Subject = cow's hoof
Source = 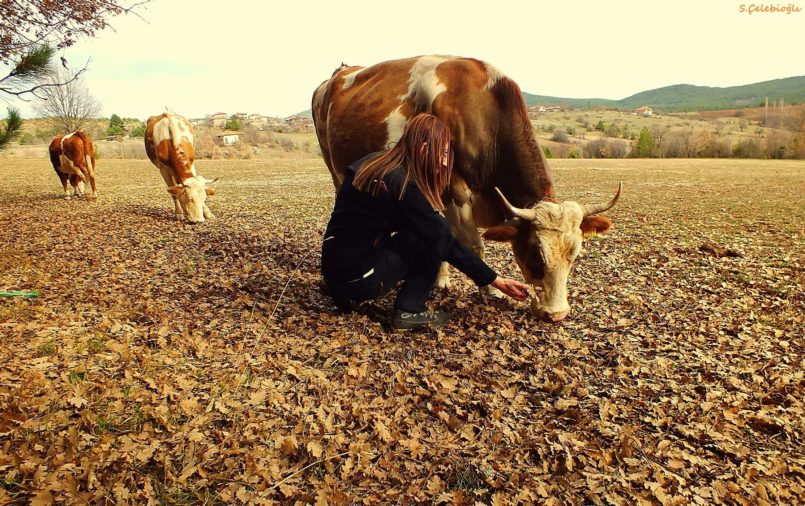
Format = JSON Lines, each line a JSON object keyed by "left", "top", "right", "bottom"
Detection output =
{"left": 480, "top": 285, "right": 505, "bottom": 298}
{"left": 64, "top": 195, "right": 72, "bottom": 200}
{"left": 435, "top": 277, "right": 451, "bottom": 290}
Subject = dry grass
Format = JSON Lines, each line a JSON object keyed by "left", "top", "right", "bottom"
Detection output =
{"left": 0, "top": 157, "right": 803, "bottom": 504}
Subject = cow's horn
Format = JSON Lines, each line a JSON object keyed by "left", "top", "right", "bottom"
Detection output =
{"left": 494, "top": 187, "right": 537, "bottom": 221}
{"left": 581, "top": 182, "right": 622, "bottom": 217}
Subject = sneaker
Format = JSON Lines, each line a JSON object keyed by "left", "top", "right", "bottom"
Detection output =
{"left": 392, "top": 309, "right": 450, "bottom": 330}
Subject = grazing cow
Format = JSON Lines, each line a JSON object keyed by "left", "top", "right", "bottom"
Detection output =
{"left": 144, "top": 112, "right": 217, "bottom": 223}
{"left": 312, "top": 55, "right": 621, "bottom": 322}
{"left": 48, "top": 131, "right": 97, "bottom": 199}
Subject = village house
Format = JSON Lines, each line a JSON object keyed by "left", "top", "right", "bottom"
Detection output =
{"left": 286, "top": 115, "right": 315, "bottom": 133}
{"left": 635, "top": 106, "right": 654, "bottom": 117}
{"left": 215, "top": 130, "right": 243, "bottom": 146}
{"left": 208, "top": 112, "right": 228, "bottom": 128}
{"left": 248, "top": 114, "right": 267, "bottom": 129}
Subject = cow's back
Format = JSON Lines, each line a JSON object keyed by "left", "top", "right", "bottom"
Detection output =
{"left": 145, "top": 113, "right": 196, "bottom": 181}
{"left": 312, "top": 55, "right": 543, "bottom": 198}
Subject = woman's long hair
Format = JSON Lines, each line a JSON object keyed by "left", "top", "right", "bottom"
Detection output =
{"left": 353, "top": 113, "right": 454, "bottom": 211}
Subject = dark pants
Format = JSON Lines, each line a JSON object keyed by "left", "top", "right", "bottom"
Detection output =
{"left": 323, "top": 230, "right": 441, "bottom": 313}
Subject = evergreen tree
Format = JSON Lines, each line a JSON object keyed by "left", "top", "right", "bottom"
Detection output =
{"left": 0, "top": 108, "right": 22, "bottom": 149}
{"left": 107, "top": 113, "right": 126, "bottom": 136}
{"left": 631, "top": 127, "right": 655, "bottom": 157}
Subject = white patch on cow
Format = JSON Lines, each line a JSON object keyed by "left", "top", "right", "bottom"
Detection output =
{"left": 482, "top": 62, "right": 506, "bottom": 91}
{"left": 60, "top": 131, "right": 76, "bottom": 152}
{"left": 384, "top": 107, "right": 408, "bottom": 147}
{"left": 381, "top": 56, "right": 451, "bottom": 147}
{"left": 404, "top": 56, "right": 448, "bottom": 110}
{"left": 341, "top": 68, "right": 364, "bottom": 89}
{"left": 58, "top": 154, "right": 79, "bottom": 175}
{"left": 152, "top": 114, "right": 194, "bottom": 149}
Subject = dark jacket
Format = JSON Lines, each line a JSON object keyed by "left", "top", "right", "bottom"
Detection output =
{"left": 321, "top": 153, "right": 497, "bottom": 286}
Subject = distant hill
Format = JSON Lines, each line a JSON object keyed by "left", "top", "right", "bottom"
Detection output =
{"left": 292, "top": 76, "right": 805, "bottom": 116}
{"left": 286, "top": 110, "right": 313, "bottom": 120}
{"left": 523, "top": 76, "right": 805, "bottom": 112}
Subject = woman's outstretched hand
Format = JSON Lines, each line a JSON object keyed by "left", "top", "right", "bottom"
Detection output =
{"left": 490, "top": 277, "right": 530, "bottom": 301}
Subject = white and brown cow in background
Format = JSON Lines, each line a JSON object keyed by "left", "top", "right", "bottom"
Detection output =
{"left": 312, "top": 55, "right": 621, "bottom": 322}
{"left": 144, "top": 112, "right": 217, "bottom": 223}
{"left": 48, "top": 131, "right": 97, "bottom": 199}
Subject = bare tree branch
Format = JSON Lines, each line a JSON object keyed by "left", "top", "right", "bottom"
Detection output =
{"left": 1, "top": 1, "right": 150, "bottom": 65}
{"left": 0, "top": 59, "right": 89, "bottom": 101}
{"left": 34, "top": 67, "right": 102, "bottom": 132}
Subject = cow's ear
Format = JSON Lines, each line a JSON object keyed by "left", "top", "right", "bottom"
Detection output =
{"left": 483, "top": 225, "right": 518, "bottom": 242}
{"left": 166, "top": 185, "right": 185, "bottom": 195}
{"left": 205, "top": 187, "right": 216, "bottom": 196}
{"left": 580, "top": 215, "right": 613, "bottom": 237}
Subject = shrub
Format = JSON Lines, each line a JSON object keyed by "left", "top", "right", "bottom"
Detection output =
{"left": 765, "top": 131, "right": 789, "bottom": 159}
{"left": 542, "top": 146, "right": 553, "bottom": 158}
{"left": 18, "top": 133, "right": 36, "bottom": 145}
{"left": 583, "top": 138, "right": 626, "bottom": 158}
{"left": 551, "top": 129, "right": 570, "bottom": 143}
{"left": 733, "top": 138, "right": 763, "bottom": 158}
{"left": 605, "top": 123, "right": 621, "bottom": 138}
{"left": 129, "top": 123, "right": 146, "bottom": 138}
{"left": 607, "top": 141, "right": 628, "bottom": 158}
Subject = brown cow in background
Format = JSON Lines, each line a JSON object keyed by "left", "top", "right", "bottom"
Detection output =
{"left": 144, "top": 112, "right": 217, "bottom": 223}
{"left": 48, "top": 131, "right": 97, "bottom": 199}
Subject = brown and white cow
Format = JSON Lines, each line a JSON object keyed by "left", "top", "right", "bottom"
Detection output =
{"left": 312, "top": 55, "right": 621, "bottom": 322}
{"left": 144, "top": 112, "right": 217, "bottom": 223}
{"left": 48, "top": 131, "right": 97, "bottom": 199}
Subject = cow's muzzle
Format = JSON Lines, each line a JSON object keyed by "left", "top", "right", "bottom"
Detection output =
{"left": 537, "top": 308, "right": 569, "bottom": 323}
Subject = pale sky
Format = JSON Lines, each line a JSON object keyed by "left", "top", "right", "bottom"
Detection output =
{"left": 5, "top": 0, "right": 805, "bottom": 120}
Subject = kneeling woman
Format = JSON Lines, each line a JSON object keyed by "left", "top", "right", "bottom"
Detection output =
{"left": 321, "top": 114, "right": 528, "bottom": 330}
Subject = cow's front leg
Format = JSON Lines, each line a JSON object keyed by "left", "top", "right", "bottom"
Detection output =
{"left": 444, "top": 198, "right": 503, "bottom": 298}
{"left": 172, "top": 196, "right": 184, "bottom": 220}
{"left": 435, "top": 262, "right": 451, "bottom": 290}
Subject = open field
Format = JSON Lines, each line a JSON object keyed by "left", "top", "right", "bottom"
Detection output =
{"left": 1, "top": 157, "right": 803, "bottom": 504}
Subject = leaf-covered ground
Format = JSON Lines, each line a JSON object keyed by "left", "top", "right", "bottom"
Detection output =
{"left": 1, "top": 157, "right": 803, "bottom": 505}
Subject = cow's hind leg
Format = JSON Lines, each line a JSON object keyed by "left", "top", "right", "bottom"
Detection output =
{"left": 84, "top": 153, "right": 97, "bottom": 199}
{"left": 58, "top": 171, "right": 72, "bottom": 199}
{"left": 70, "top": 175, "right": 84, "bottom": 198}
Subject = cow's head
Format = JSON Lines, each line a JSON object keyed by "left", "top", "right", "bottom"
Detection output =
{"left": 483, "top": 184, "right": 622, "bottom": 323}
{"left": 167, "top": 176, "right": 218, "bottom": 223}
